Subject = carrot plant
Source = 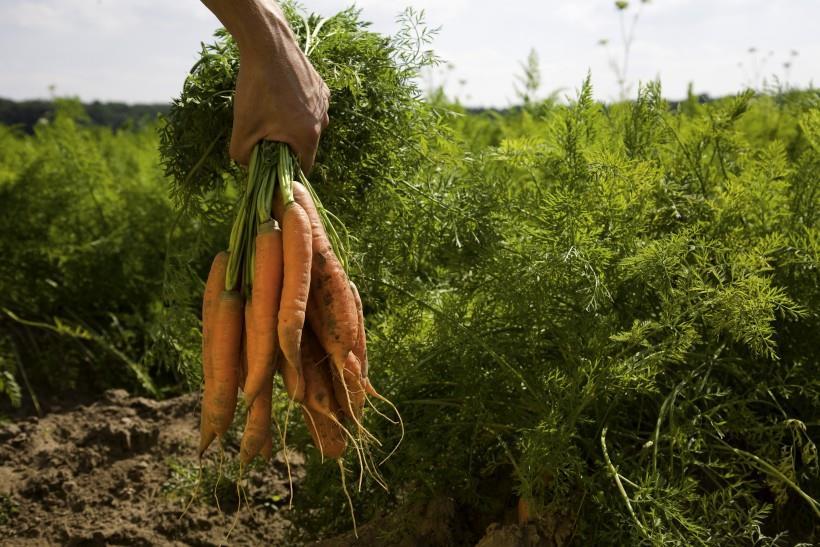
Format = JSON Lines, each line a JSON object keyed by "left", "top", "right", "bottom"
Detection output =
{"left": 297, "top": 82, "right": 820, "bottom": 544}
{"left": 0, "top": 103, "right": 220, "bottom": 403}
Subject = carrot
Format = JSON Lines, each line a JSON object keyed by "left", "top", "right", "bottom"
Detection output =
{"left": 199, "top": 251, "right": 228, "bottom": 456}
{"left": 202, "top": 252, "right": 229, "bottom": 373}
{"left": 244, "top": 220, "right": 283, "bottom": 406}
{"left": 300, "top": 328, "right": 347, "bottom": 459}
{"left": 302, "top": 407, "right": 347, "bottom": 460}
{"left": 331, "top": 350, "right": 366, "bottom": 421}
{"left": 239, "top": 363, "right": 273, "bottom": 465}
{"left": 260, "top": 434, "right": 273, "bottom": 462}
{"left": 301, "top": 338, "right": 346, "bottom": 450}
{"left": 202, "top": 290, "right": 243, "bottom": 443}
{"left": 349, "top": 281, "right": 368, "bottom": 379}
{"left": 285, "top": 182, "right": 365, "bottom": 420}
{"left": 305, "top": 289, "right": 364, "bottom": 421}
{"left": 239, "top": 322, "right": 248, "bottom": 391}
{"left": 239, "top": 294, "right": 255, "bottom": 392}
{"left": 276, "top": 200, "right": 311, "bottom": 401}
{"left": 301, "top": 329, "right": 340, "bottom": 417}
{"left": 518, "top": 497, "right": 532, "bottom": 525}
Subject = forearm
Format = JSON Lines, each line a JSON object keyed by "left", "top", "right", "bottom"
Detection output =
{"left": 200, "top": 0, "right": 291, "bottom": 54}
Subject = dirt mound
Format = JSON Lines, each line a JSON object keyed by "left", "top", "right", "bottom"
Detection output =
{"left": 0, "top": 389, "right": 300, "bottom": 546}
{"left": 0, "top": 389, "right": 558, "bottom": 546}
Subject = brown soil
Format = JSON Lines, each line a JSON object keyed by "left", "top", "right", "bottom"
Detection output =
{"left": 0, "top": 389, "right": 567, "bottom": 546}
{"left": 0, "top": 389, "right": 300, "bottom": 546}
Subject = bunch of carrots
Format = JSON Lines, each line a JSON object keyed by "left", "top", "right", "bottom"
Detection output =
{"left": 198, "top": 142, "right": 384, "bottom": 468}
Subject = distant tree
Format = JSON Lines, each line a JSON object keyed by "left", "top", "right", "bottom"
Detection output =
{"left": 0, "top": 98, "right": 169, "bottom": 132}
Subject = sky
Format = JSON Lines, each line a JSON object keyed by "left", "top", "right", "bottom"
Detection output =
{"left": 0, "top": 0, "right": 816, "bottom": 107}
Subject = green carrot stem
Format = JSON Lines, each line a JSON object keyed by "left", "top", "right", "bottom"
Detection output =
{"left": 278, "top": 144, "right": 295, "bottom": 206}
{"left": 226, "top": 198, "right": 247, "bottom": 291}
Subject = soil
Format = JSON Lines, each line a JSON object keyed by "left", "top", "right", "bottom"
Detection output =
{"left": 0, "top": 389, "right": 564, "bottom": 546}
{"left": 0, "top": 389, "right": 299, "bottom": 546}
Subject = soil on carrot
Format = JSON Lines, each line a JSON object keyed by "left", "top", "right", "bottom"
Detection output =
{"left": 0, "top": 389, "right": 300, "bottom": 546}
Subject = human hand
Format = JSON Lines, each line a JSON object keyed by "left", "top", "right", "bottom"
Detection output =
{"left": 203, "top": 0, "right": 329, "bottom": 173}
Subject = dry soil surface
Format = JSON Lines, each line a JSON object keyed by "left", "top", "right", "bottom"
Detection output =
{"left": 0, "top": 389, "right": 561, "bottom": 546}
{"left": 0, "top": 389, "right": 299, "bottom": 546}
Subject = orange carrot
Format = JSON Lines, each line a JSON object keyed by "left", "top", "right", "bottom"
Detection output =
{"left": 239, "top": 363, "right": 273, "bottom": 465}
{"left": 279, "top": 348, "right": 304, "bottom": 402}
{"left": 349, "top": 281, "right": 368, "bottom": 380}
{"left": 202, "top": 290, "right": 243, "bottom": 444}
{"left": 331, "top": 350, "right": 366, "bottom": 421}
{"left": 518, "top": 497, "right": 532, "bottom": 525}
{"left": 305, "top": 288, "right": 364, "bottom": 421}
{"left": 202, "top": 252, "right": 229, "bottom": 373}
{"left": 301, "top": 329, "right": 336, "bottom": 415}
{"left": 299, "top": 328, "right": 346, "bottom": 458}
{"left": 302, "top": 407, "right": 347, "bottom": 460}
{"left": 260, "top": 434, "right": 273, "bottom": 462}
{"left": 244, "top": 220, "right": 283, "bottom": 406}
{"left": 287, "top": 182, "right": 365, "bottom": 420}
{"left": 240, "top": 298, "right": 252, "bottom": 391}
{"left": 199, "top": 251, "right": 228, "bottom": 456}
{"left": 276, "top": 200, "right": 312, "bottom": 402}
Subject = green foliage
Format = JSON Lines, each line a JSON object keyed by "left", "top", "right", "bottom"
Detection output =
{"left": 296, "top": 81, "right": 820, "bottom": 544}
{"left": 0, "top": 101, "right": 221, "bottom": 402}
{"left": 514, "top": 49, "right": 542, "bottom": 106}
{"left": 0, "top": 494, "right": 18, "bottom": 526}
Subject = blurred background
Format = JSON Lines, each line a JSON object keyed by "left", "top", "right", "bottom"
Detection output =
{"left": 1, "top": 0, "right": 816, "bottom": 107}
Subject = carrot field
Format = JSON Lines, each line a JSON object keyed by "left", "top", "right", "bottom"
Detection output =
{"left": 0, "top": 4, "right": 818, "bottom": 546}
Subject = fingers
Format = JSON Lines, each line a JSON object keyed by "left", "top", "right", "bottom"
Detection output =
{"left": 230, "top": 117, "right": 323, "bottom": 171}
{"left": 294, "top": 87, "right": 330, "bottom": 174}
{"left": 228, "top": 112, "right": 252, "bottom": 167}
{"left": 228, "top": 68, "right": 264, "bottom": 166}
{"left": 230, "top": 108, "right": 327, "bottom": 173}
{"left": 229, "top": 132, "right": 253, "bottom": 167}
{"left": 230, "top": 70, "right": 330, "bottom": 171}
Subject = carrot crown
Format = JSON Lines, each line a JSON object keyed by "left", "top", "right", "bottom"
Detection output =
{"left": 225, "top": 141, "right": 347, "bottom": 294}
